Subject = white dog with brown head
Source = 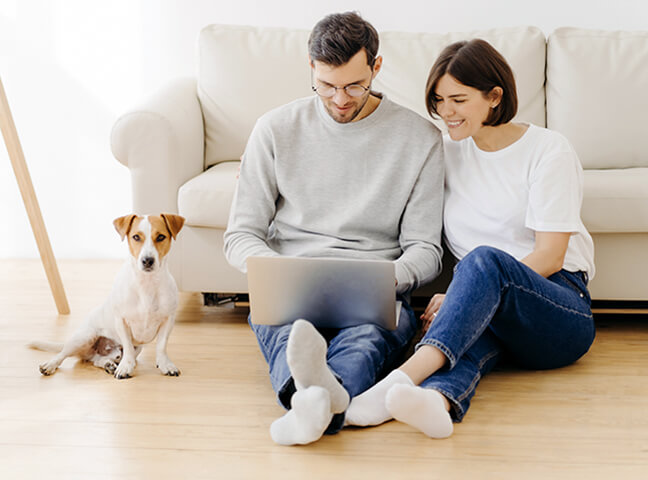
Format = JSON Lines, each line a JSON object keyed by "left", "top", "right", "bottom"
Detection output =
{"left": 31, "top": 213, "right": 185, "bottom": 379}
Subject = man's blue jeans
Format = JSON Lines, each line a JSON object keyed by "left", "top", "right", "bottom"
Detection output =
{"left": 250, "top": 296, "right": 418, "bottom": 434}
{"left": 418, "top": 246, "right": 595, "bottom": 421}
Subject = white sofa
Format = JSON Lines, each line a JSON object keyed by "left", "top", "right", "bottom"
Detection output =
{"left": 111, "top": 25, "right": 648, "bottom": 302}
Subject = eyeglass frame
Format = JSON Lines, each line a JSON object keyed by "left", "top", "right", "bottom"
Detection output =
{"left": 310, "top": 70, "right": 373, "bottom": 98}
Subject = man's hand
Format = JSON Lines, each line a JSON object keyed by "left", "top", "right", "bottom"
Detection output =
{"left": 420, "top": 293, "right": 445, "bottom": 332}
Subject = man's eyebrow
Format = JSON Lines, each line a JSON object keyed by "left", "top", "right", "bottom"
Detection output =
{"left": 316, "top": 78, "right": 368, "bottom": 87}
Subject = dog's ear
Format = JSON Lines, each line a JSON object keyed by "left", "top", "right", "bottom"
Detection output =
{"left": 161, "top": 213, "right": 185, "bottom": 240}
{"left": 113, "top": 214, "right": 138, "bottom": 241}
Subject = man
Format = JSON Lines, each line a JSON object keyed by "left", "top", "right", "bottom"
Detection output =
{"left": 224, "top": 11, "right": 444, "bottom": 446}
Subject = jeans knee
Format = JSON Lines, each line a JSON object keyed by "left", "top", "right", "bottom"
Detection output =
{"left": 459, "top": 246, "right": 509, "bottom": 274}
{"left": 340, "top": 323, "right": 384, "bottom": 346}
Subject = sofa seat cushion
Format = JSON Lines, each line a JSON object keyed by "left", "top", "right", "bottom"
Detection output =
{"left": 178, "top": 161, "right": 239, "bottom": 228}
{"left": 582, "top": 168, "right": 648, "bottom": 233}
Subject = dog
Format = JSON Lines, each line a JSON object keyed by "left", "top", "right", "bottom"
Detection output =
{"left": 30, "top": 213, "right": 185, "bottom": 379}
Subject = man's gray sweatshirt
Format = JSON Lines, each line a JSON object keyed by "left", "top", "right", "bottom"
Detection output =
{"left": 224, "top": 95, "right": 444, "bottom": 294}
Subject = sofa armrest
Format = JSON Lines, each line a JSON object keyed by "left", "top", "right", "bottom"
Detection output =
{"left": 111, "top": 77, "right": 204, "bottom": 214}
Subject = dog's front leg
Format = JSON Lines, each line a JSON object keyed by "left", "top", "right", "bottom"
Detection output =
{"left": 155, "top": 315, "right": 180, "bottom": 376}
{"left": 113, "top": 317, "right": 137, "bottom": 379}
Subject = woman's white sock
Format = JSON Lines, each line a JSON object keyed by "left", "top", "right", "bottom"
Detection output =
{"left": 286, "top": 319, "right": 350, "bottom": 414}
{"left": 345, "top": 369, "right": 414, "bottom": 427}
{"left": 386, "top": 384, "right": 453, "bottom": 438}
{"left": 270, "top": 386, "right": 333, "bottom": 446}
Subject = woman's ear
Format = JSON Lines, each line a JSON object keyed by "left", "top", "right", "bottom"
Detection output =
{"left": 489, "top": 86, "right": 504, "bottom": 108}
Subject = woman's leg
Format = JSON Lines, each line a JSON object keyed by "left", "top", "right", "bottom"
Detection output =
{"left": 347, "top": 246, "right": 594, "bottom": 429}
{"left": 387, "top": 328, "right": 501, "bottom": 436}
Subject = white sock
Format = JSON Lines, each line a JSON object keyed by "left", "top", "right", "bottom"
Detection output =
{"left": 345, "top": 369, "right": 414, "bottom": 427}
{"left": 287, "top": 319, "right": 350, "bottom": 414}
{"left": 386, "top": 384, "right": 453, "bottom": 438}
{"left": 270, "top": 386, "right": 333, "bottom": 446}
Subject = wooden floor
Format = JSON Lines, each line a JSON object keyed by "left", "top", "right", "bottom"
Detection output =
{"left": 2, "top": 259, "right": 648, "bottom": 479}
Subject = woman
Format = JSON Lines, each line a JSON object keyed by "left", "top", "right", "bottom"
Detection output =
{"left": 345, "top": 39, "right": 595, "bottom": 438}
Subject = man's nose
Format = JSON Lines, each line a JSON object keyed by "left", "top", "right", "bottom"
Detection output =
{"left": 332, "top": 88, "right": 351, "bottom": 104}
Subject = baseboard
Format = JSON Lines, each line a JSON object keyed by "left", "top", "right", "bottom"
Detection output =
{"left": 201, "top": 294, "right": 648, "bottom": 314}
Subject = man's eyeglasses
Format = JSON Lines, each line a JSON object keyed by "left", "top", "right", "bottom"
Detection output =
{"left": 311, "top": 70, "right": 372, "bottom": 98}
{"left": 311, "top": 83, "right": 371, "bottom": 98}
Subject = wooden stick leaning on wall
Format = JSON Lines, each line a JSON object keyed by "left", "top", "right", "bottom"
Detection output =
{"left": 0, "top": 77, "right": 70, "bottom": 315}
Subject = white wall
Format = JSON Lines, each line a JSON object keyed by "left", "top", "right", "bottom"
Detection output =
{"left": 1, "top": 0, "right": 646, "bottom": 259}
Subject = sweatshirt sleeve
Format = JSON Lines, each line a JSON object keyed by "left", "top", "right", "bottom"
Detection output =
{"left": 223, "top": 118, "right": 281, "bottom": 273}
{"left": 394, "top": 134, "right": 445, "bottom": 293}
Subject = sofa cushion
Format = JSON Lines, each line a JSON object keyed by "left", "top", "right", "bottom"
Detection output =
{"left": 198, "top": 25, "right": 547, "bottom": 168}
{"left": 547, "top": 28, "right": 648, "bottom": 169}
{"left": 582, "top": 168, "right": 648, "bottom": 233}
{"left": 375, "top": 27, "right": 546, "bottom": 130}
{"left": 198, "top": 25, "right": 311, "bottom": 170}
{"left": 178, "top": 161, "right": 239, "bottom": 228}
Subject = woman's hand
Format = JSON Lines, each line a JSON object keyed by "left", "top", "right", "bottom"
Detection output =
{"left": 420, "top": 293, "right": 445, "bottom": 332}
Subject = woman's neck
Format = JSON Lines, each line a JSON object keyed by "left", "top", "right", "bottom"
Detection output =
{"left": 472, "top": 122, "right": 529, "bottom": 152}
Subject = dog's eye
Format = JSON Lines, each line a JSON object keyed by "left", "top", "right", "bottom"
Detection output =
{"left": 156, "top": 234, "right": 166, "bottom": 242}
{"left": 132, "top": 234, "right": 141, "bottom": 241}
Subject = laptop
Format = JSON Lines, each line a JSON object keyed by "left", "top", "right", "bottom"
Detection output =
{"left": 246, "top": 256, "right": 400, "bottom": 330}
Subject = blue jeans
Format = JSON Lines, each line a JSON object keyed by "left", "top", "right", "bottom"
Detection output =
{"left": 250, "top": 296, "right": 418, "bottom": 434}
{"left": 418, "top": 246, "right": 595, "bottom": 422}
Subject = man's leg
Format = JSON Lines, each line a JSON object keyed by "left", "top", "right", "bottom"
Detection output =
{"left": 270, "top": 319, "right": 351, "bottom": 445}
{"left": 250, "top": 298, "right": 418, "bottom": 443}
{"left": 327, "top": 298, "right": 418, "bottom": 432}
{"left": 248, "top": 316, "right": 295, "bottom": 406}
{"left": 251, "top": 316, "right": 351, "bottom": 445}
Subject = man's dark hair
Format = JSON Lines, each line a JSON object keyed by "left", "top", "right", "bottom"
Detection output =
{"left": 308, "top": 12, "right": 379, "bottom": 68}
{"left": 425, "top": 39, "right": 518, "bottom": 126}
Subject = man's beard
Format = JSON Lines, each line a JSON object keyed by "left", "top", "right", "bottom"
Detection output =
{"left": 323, "top": 94, "right": 370, "bottom": 123}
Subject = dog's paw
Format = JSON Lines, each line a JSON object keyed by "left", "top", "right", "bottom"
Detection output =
{"left": 39, "top": 361, "right": 58, "bottom": 376}
{"left": 114, "top": 358, "right": 135, "bottom": 379}
{"left": 114, "top": 368, "right": 132, "bottom": 379}
{"left": 104, "top": 361, "right": 117, "bottom": 375}
{"left": 157, "top": 358, "right": 180, "bottom": 376}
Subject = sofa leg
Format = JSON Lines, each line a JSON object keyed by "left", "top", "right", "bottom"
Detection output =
{"left": 202, "top": 293, "right": 249, "bottom": 307}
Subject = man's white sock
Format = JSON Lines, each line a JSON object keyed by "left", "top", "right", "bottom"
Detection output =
{"left": 287, "top": 319, "right": 350, "bottom": 414}
{"left": 386, "top": 384, "right": 453, "bottom": 438}
{"left": 270, "top": 386, "right": 333, "bottom": 446}
{"left": 345, "top": 369, "right": 414, "bottom": 427}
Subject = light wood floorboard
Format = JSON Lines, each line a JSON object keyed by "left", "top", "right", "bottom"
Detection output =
{"left": 2, "top": 259, "right": 648, "bottom": 479}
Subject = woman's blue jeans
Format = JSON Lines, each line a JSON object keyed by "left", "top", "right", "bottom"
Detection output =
{"left": 418, "top": 246, "right": 595, "bottom": 421}
{"left": 250, "top": 296, "right": 418, "bottom": 434}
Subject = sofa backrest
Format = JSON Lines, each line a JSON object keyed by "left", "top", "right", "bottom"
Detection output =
{"left": 547, "top": 28, "right": 648, "bottom": 170}
{"left": 198, "top": 24, "right": 546, "bottom": 169}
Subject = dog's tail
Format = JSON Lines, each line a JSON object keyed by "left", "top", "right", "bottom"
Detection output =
{"left": 28, "top": 340, "right": 63, "bottom": 352}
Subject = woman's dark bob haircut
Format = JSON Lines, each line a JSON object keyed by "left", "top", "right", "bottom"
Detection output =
{"left": 425, "top": 39, "right": 518, "bottom": 126}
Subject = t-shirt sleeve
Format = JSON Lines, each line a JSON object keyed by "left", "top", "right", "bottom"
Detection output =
{"left": 525, "top": 143, "right": 584, "bottom": 233}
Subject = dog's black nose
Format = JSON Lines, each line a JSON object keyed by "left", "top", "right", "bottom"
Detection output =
{"left": 141, "top": 257, "right": 155, "bottom": 269}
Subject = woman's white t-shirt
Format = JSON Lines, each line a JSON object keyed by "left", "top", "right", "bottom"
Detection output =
{"left": 443, "top": 123, "right": 595, "bottom": 279}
